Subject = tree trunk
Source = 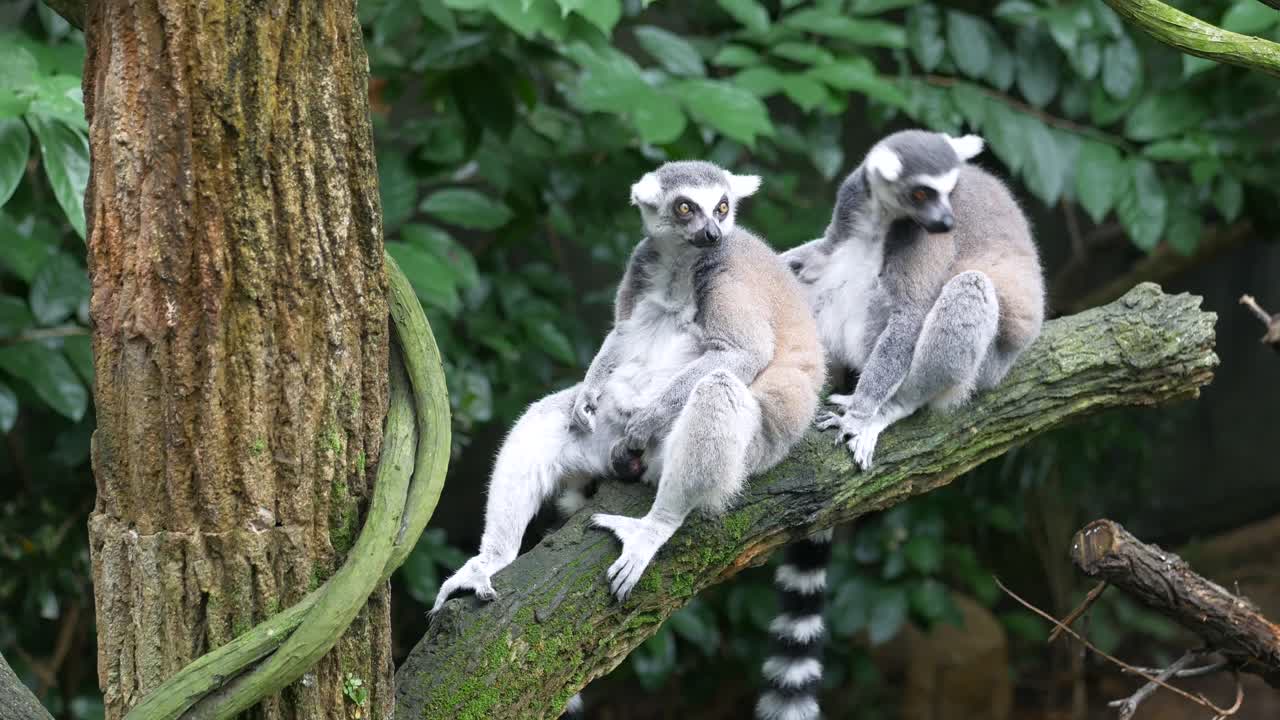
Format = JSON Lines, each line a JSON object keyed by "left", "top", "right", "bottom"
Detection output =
{"left": 396, "top": 284, "right": 1217, "bottom": 720}
{"left": 82, "top": 2, "right": 389, "bottom": 719}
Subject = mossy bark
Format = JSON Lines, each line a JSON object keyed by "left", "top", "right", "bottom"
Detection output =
{"left": 81, "top": 2, "right": 390, "bottom": 719}
{"left": 396, "top": 284, "right": 1217, "bottom": 720}
{"left": 1104, "top": 0, "right": 1280, "bottom": 77}
{"left": 0, "top": 651, "right": 53, "bottom": 720}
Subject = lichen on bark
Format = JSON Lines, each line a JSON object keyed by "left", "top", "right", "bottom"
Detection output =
{"left": 82, "top": 1, "right": 391, "bottom": 718}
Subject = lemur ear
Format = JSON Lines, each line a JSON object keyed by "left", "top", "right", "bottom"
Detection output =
{"left": 865, "top": 146, "right": 902, "bottom": 182}
{"left": 630, "top": 172, "right": 662, "bottom": 206}
{"left": 727, "top": 173, "right": 761, "bottom": 198}
{"left": 947, "top": 134, "right": 985, "bottom": 161}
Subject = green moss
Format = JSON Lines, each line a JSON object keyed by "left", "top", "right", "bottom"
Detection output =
{"left": 356, "top": 450, "right": 367, "bottom": 476}
{"left": 250, "top": 437, "right": 267, "bottom": 455}
{"left": 330, "top": 477, "right": 359, "bottom": 554}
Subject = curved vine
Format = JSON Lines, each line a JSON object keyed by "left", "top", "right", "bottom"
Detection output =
{"left": 123, "top": 253, "right": 451, "bottom": 720}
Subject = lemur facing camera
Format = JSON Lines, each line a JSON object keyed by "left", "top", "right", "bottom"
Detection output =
{"left": 432, "top": 160, "right": 825, "bottom": 618}
{"left": 782, "top": 129, "right": 1045, "bottom": 470}
{"left": 755, "top": 131, "right": 1044, "bottom": 720}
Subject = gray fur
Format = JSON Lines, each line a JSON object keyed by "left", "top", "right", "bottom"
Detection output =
{"left": 788, "top": 129, "right": 1045, "bottom": 470}
{"left": 433, "top": 161, "right": 824, "bottom": 612}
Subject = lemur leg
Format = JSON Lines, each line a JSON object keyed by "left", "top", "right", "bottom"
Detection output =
{"left": 593, "top": 370, "right": 761, "bottom": 601}
{"left": 844, "top": 270, "right": 1000, "bottom": 470}
{"left": 433, "top": 385, "right": 601, "bottom": 613}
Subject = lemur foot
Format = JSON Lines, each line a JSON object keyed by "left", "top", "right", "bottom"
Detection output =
{"left": 431, "top": 555, "right": 500, "bottom": 614}
{"left": 835, "top": 415, "right": 886, "bottom": 471}
{"left": 591, "top": 513, "right": 676, "bottom": 602}
{"left": 826, "top": 392, "right": 854, "bottom": 409}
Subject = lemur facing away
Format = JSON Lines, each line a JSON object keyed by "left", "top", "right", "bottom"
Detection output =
{"left": 782, "top": 129, "right": 1045, "bottom": 470}
{"left": 432, "top": 161, "right": 825, "bottom": 619}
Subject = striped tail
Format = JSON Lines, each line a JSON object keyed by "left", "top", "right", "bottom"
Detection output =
{"left": 560, "top": 692, "right": 584, "bottom": 719}
{"left": 756, "top": 529, "right": 832, "bottom": 720}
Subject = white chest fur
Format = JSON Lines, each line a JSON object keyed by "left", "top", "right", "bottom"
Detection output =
{"left": 808, "top": 238, "right": 883, "bottom": 370}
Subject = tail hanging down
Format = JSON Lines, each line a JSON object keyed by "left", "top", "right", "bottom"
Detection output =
{"left": 756, "top": 529, "right": 832, "bottom": 720}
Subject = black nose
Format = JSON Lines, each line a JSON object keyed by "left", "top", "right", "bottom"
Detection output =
{"left": 695, "top": 224, "right": 722, "bottom": 246}
{"left": 924, "top": 214, "right": 954, "bottom": 233}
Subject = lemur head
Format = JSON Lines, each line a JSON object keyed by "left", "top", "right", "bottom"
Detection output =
{"left": 863, "top": 130, "right": 985, "bottom": 234}
{"left": 629, "top": 161, "right": 760, "bottom": 249}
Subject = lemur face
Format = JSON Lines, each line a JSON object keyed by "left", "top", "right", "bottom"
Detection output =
{"left": 630, "top": 161, "right": 761, "bottom": 249}
{"left": 864, "top": 130, "right": 985, "bottom": 234}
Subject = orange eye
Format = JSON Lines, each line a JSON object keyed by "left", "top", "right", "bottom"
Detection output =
{"left": 717, "top": 201, "right": 729, "bottom": 214}
{"left": 911, "top": 188, "right": 929, "bottom": 203}
{"left": 677, "top": 202, "right": 692, "bottom": 215}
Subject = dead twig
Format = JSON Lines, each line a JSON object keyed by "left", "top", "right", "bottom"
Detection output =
{"left": 1048, "top": 580, "right": 1107, "bottom": 644}
{"left": 994, "top": 577, "right": 1240, "bottom": 717}
{"left": 1239, "top": 294, "right": 1280, "bottom": 351}
{"left": 1109, "top": 650, "right": 1205, "bottom": 719}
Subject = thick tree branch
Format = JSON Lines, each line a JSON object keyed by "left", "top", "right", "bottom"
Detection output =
{"left": 0, "top": 652, "right": 53, "bottom": 720}
{"left": 1103, "top": 0, "right": 1280, "bottom": 77}
{"left": 395, "top": 283, "right": 1217, "bottom": 719}
{"left": 1072, "top": 519, "right": 1280, "bottom": 688}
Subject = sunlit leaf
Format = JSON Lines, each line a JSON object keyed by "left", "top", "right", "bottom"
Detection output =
{"left": 670, "top": 79, "right": 774, "bottom": 146}
{"left": 712, "top": 44, "right": 761, "bottom": 67}
{"left": 782, "top": 74, "right": 829, "bottom": 111}
{"left": 783, "top": 8, "right": 907, "bottom": 48}
{"left": 386, "top": 242, "right": 462, "bottom": 315}
{"left": 634, "top": 25, "right": 705, "bottom": 77}
{"left": 771, "top": 42, "right": 834, "bottom": 66}
{"left": 809, "top": 59, "right": 908, "bottom": 108}
{"left": 732, "top": 67, "right": 786, "bottom": 97}
{"left": 0, "top": 118, "right": 29, "bottom": 207}
{"left": 26, "top": 115, "right": 88, "bottom": 238}
{"left": 420, "top": 188, "right": 513, "bottom": 230}
{"left": 567, "top": 0, "right": 621, "bottom": 36}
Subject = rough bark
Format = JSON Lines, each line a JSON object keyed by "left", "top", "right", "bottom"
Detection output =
{"left": 0, "top": 651, "right": 54, "bottom": 720}
{"left": 82, "top": 2, "right": 390, "bottom": 719}
{"left": 395, "top": 283, "right": 1217, "bottom": 720}
{"left": 1103, "top": 0, "right": 1280, "bottom": 77}
{"left": 1072, "top": 519, "right": 1280, "bottom": 688}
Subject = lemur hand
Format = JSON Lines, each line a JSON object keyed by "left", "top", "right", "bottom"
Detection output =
{"left": 430, "top": 555, "right": 502, "bottom": 614}
{"left": 622, "top": 404, "right": 666, "bottom": 451}
{"left": 609, "top": 437, "right": 647, "bottom": 481}
{"left": 569, "top": 386, "right": 601, "bottom": 434}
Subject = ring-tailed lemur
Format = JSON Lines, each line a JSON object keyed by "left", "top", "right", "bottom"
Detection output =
{"left": 431, "top": 161, "right": 824, "bottom": 617}
{"left": 757, "top": 130, "right": 1045, "bottom": 720}
{"left": 783, "top": 129, "right": 1045, "bottom": 469}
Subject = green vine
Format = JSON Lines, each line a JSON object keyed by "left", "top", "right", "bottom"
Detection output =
{"left": 123, "top": 254, "right": 452, "bottom": 720}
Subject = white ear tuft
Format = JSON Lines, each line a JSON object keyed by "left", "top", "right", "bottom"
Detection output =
{"left": 865, "top": 146, "right": 902, "bottom": 182}
{"left": 727, "top": 173, "right": 761, "bottom": 198}
{"left": 947, "top": 134, "right": 985, "bottom": 161}
{"left": 630, "top": 172, "right": 662, "bottom": 206}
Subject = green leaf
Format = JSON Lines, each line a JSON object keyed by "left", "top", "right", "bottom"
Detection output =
{"left": 1165, "top": 202, "right": 1202, "bottom": 256}
{"left": 0, "top": 342, "right": 87, "bottom": 421}
{"left": 633, "top": 92, "right": 687, "bottom": 145}
{"left": 1015, "top": 30, "right": 1060, "bottom": 108}
{"left": 1123, "top": 92, "right": 1209, "bottom": 142}
{"left": 1182, "top": 54, "right": 1217, "bottom": 79}
{"left": 1021, "top": 120, "right": 1066, "bottom": 204}
{"left": 1090, "top": 0, "right": 1125, "bottom": 38}
{"left": 851, "top": 0, "right": 918, "bottom": 14}
{"left": 903, "top": 534, "right": 943, "bottom": 574}
{"left": 1101, "top": 35, "right": 1141, "bottom": 99}
{"left": 907, "top": 5, "right": 945, "bottom": 72}
{"left": 0, "top": 379, "right": 15, "bottom": 433}
{"left": 783, "top": 9, "right": 907, "bottom": 48}
{"left": 25, "top": 75, "right": 87, "bottom": 131}
{"left": 1214, "top": 175, "right": 1244, "bottom": 222}
{"left": 26, "top": 115, "right": 88, "bottom": 239}
{"left": 564, "top": 43, "right": 652, "bottom": 112}
{"left": 1221, "top": 0, "right": 1277, "bottom": 34}
{"left": 0, "top": 118, "right": 29, "bottom": 207}
{"left": 782, "top": 75, "right": 830, "bottom": 111}
{"left": 489, "top": 0, "right": 567, "bottom": 41}
{"left": 386, "top": 242, "right": 462, "bottom": 315}
{"left": 0, "top": 41, "right": 38, "bottom": 92}
{"left": 417, "top": 0, "right": 457, "bottom": 33}
{"left": 771, "top": 42, "right": 834, "bottom": 66}
{"left": 716, "top": 0, "right": 770, "bottom": 34}
{"left": 569, "top": 0, "right": 621, "bottom": 36}
{"left": 1117, "top": 160, "right": 1167, "bottom": 251}
{"left": 377, "top": 151, "right": 417, "bottom": 233}
{"left": 634, "top": 26, "right": 706, "bottom": 77}
{"left": 401, "top": 224, "right": 480, "bottom": 290}
{"left": 949, "top": 83, "right": 988, "bottom": 128}
{"left": 64, "top": 334, "right": 93, "bottom": 387}
{"left": 946, "top": 11, "right": 992, "bottom": 79}
{"left": 809, "top": 60, "right": 908, "bottom": 108}
{"left": 0, "top": 295, "right": 33, "bottom": 338}
{"left": 29, "top": 253, "right": 88, "bottom": 326}
{"left": 732, "top": 67, "right": 786, "bottom": 97}
{"left": 982, "top": 103, "right": 1026, "bottom": 174}
{"left": 523, "top": 317, "right": 577, "bottom": 365}
{"left": 631, "top": 626, "right": 676, "bottom": 692}
{"left": 670, "top": 79, "right": 774, "bottom": 146}
{"left": 1069, "top": 39, "right": 1102, "bottom": 79}
{"left": 985, "top": 32, "right": 1015, "bottom": 91}
{"left": 712, "top": 44, "right": 762, "bottom": 67}
{"left": 420, "top": 188, "right": 513, "bottom": 230}
{"left": 909, "top": 579, "right": 952, "bottom": 622}
{"left": 868, "top": 585, "right": 908, "bottom": 645}
{"left": 1075, "top": 141, "right": 1125, "bottom": 223}
{"left": 667, "top": 600, "right": 720, "bottom": 656}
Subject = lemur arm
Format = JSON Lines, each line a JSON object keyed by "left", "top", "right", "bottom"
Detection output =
{"left": 844, "top": 308, "right": 925, "bottom": 419}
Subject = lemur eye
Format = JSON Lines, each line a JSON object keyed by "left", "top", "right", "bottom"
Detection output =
{"left": 717, "top": 201, "right": 729, "bottom": 215}
{"left": 676, "top": 202, "right": 692, "bottom": 215}
{"left": 911, "top": 188, "right": 929, "bottom": 203}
